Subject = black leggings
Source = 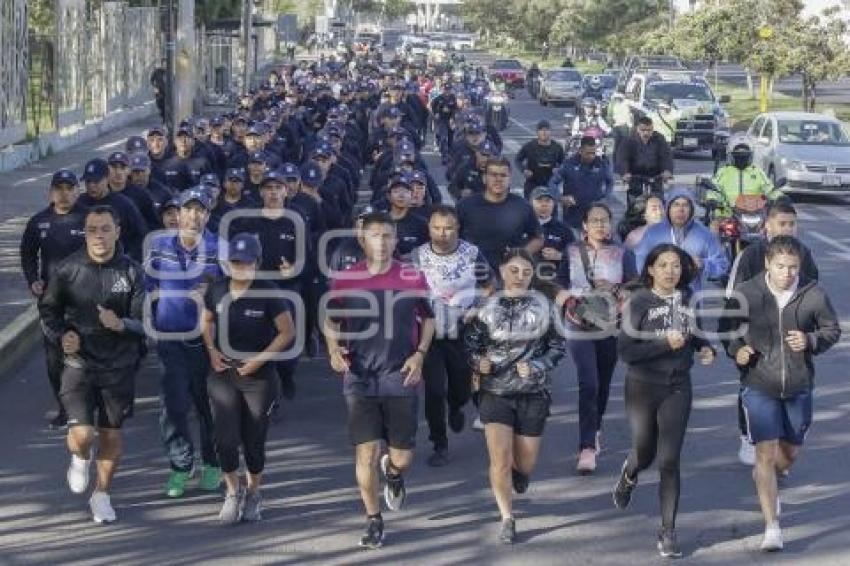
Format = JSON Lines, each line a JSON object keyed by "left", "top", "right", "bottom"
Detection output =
{"left": 423, "top": 338, "right": 472, "bottom": 450}
{"left": 207, "top": 365, "right": 280, "bottom": 474}
{"left": 624, "top": 377, "right": 692, "bottom": 530}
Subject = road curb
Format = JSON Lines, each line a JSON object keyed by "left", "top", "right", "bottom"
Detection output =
{"left": 0, "top": 305, "right": 40, "bottom": 379}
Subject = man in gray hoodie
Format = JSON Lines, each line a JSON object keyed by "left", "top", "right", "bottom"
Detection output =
{"left": 722, "top": 236, "right": 840, "bottom": 552}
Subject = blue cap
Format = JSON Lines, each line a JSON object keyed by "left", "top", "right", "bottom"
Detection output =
{"left": 260, "top": 170, "right": 286, "bottom": 186}
{"left": 228, "top": 233, "right": 263, "bottom": 263}
{"left": 210, "top": 116, "right": 224, "bottom": 127}
{"left": 161, "top": 197, "right": 181, "bottom": 213}
{"left": 129, "top": 154, "right": 151, "bottom": 171}
{"left": 466, "top": 121, "right": 485, "bottom": 134}
{"left": 300, "top": 161, "right": 322, "bottom": 187}
{"left": 388, "top": 174, "right": 412, "bottom": 190}
{"left": 248, "top": 151, "right": 267, "bottom": 164}
{"left": 530, "top": 186, "right": 556, "bottom": 200}
{"left": 200, "top": 173, "right": 220, "bottom": 188}
{"left": 125, "top": 136, "right": 148, "bottom": 153}
{"left": 225, "top": 167, "right": 245, "bottom": 181}
{"left": 176, "top": 121, "right": 193, "bottom": 137}
{"left": 477, "top": 140, "right": 498, "bottom": 157}
{"left": 280, "top": 162, "right": 300, "bottom": 180}
{"left": 409, "top": 170, "right": 427, "bottom": 185}
{"left": 246, "top": 123, "right": 265, "bottom": 136}
{"left": 81, "top": 159, "right": 109, "bottom": 182}
{"left": 51, "top": 168, "right": 78, "bottom": 187}
{"left": 147, "top": 126, "right": 166, "bottom": 137}
{"left": 179, "top": 187, "right": 212, "bottom": 210}
{"left": 107, "top": 151, "right": 130, "bottom": 166}
{"left": 311, "top": 143, "right": 333, "bottom": 158}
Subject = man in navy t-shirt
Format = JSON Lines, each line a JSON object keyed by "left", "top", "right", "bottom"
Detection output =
{"left": 324, "top": 212, "right": 435, "bottom": 550}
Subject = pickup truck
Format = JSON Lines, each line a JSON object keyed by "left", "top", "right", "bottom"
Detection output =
{"left": 609, "top": 70, "right": 730, "bottom": 156}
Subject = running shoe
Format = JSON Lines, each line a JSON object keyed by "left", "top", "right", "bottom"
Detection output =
{"left": 448, "top": 408, "right": 465, "bottom": 433}
{"left": 165, "top": 468, "right": 194, "bottom": 498}
{"left": 219, "top": 490, "right": 243, "bottom": 525}
{"left": 427, "top": 447, "right": 449, "bottom": 468}
{"left": 499, "top": 518, "right": 516, "bottom": 544}
{"left": 472, "top": 415, "right": 485, "bottom": 431}
{"left": 359, "top": 517, "right": 385, "bottom": 549}
{"left": 49, "top": 411, "right": 68, "bottom": 430}
{"left": 613, "top": 460, "right": 637, "bottom": 510}
{"left": 576, "top": 448, "right": 597, "bottom": 475}
{"left": 89, "top": 491, "right": 117, "bottom": 524}
{"left": 241, "top": 490, "right": 263, "bottom": 522}
{"left": 67, "top": 454, "right": 91, "bottom": 495}
{"left": 511, "top": 469, "right": 529, "bottom": 494}
{"left": 657, "top": 528, "right": 683, "bottom": 558}
{"left": 738, "top": 436, "right": 755, "bottom": 466}
{"left": 199, "top": 465, "right": 222, "bottom": 491}
{"left": 380, "top": 454, "right": 406, "bottom": 511}
{"left": 761, "top": 523, "right": 783, "bottom": 552}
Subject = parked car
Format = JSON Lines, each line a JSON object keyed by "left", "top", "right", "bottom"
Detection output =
{"left": 736, "top": 111, "right": 850, "bottom": 195}
{"left": 538, "top": 68, "right": 584, "bottom": 106}
{"left": 489, "top": 59, "right": 526, "bottom": 87}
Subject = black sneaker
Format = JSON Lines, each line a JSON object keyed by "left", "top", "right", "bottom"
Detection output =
{"left": 613, "top": 460, "right": 637, "bottom": 510}
{"left": 381, "top": 454, "right": 406, "bottom": 511}
{"left": 512, "top": 469, "right": 529, "bottom": 495}
{"left": 49, "top": 411, "right": 68, "bottom": 430}
{"left": 448, "top": 408, "right": 465, "bottom": 433}
{"left": 358, "top": 517, "right": 384, "bottom": 549}
{"left": 499, "top": 517, "right": 516, "bottom": 544}
{"left": 657, "top": 528, "right": 683, "bottom": 558}
{"left": 427, "top": 447, "right": 449, "bottom": 467}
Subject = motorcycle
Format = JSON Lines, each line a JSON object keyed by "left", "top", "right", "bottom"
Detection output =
{"left": 566, "top": 122, "right": 609, "bottom": 157}
{"left": 697, "top": 177, "right": 768, "bottom": 267}
{"left": 486, "top": 90, "right": 510, "bottom": 131}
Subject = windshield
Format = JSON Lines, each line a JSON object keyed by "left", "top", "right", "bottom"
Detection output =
{"left": 645, "top": 82, "right": 713, "bottom": 102}
{"left": 546, "top": 70, "right": 582, "bottom": 82}
{"left": 492, "top": 60, "right": 522, "bottom": 69}
{"left": 410, "top": 42, "right": 429, "bottom": 49}
{"left": 778, "top": 120, "right": 850, "bottom": 145}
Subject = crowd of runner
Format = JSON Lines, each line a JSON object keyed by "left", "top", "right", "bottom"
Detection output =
{"left": 18, "top": 51, "right": 840, "bottom": 559}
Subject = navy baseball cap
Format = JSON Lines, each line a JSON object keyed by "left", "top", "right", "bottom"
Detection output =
{"left": 161, "top": 197, "right": 181, "bottom": 213}
{"left": 200, "top": 173, "right": 220, "bottom": 188}
{"left": 81, "top": 159, "right": 109, "bottom": 182}
{"left": 147, "top": 126, "right": 166, "bottom": 137}
{"left": 300, "top": 162, "right": 322, "bottom": 187}
{"left": 129, "top": 154, "right": 151, "bottom": 171}
{"left": 175, "top": 124, "right": 193, "bottom": 137}
{"left": 228, "top": 233, "right": 263, "bottom": 263}
{"left": 51, "top": 168, "right": 78, "bottom": 187}
{"left": 537, "top": 119, "right": 552, "bottom": 130}
{"left": 210, "top": 116, "right": 224, "bottom": 127}
{"left": 280, "top": 162, "right": 300, "bottom": 180}
{"left": 530, "top": 186, "right": 556, "bottom": 200}
{"left": 260, "top": 170, "right": 286, "bottom": 186}
{"left": 388, "top": 174, "right": 412, "bottom": 190}
{"left": 179, "top": 187, "right": 211, "bottom": 210}
{"left": 246, "top": 123, "right": 265, "bottom": 137}
{"left": 477, "top": 140, "right": 498, "bottom": 157}
{"left": 311, "top": 144, "right": 332, "bottom": 158}
{"left": 107, "top": 151, "right": 130, "bottom": 166}
{"left": 225, "top": 168, "right": 245, "bottom": 182}
{"left": 125, "top": 136, "right": 148, "bottom": 153}
{"left": 248, "top": 151, "right": 268, "bottom": 165}
{"left": 409, "top": 170, "right": 427, "bottom": 185}
{"left": 466, "top": 121, "right": 485, "bottom": 134}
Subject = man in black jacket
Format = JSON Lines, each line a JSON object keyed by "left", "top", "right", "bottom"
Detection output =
{"left": 616, "top": 117, "right": 674, "bottom": 205}
{"left": 722, "top": 236, "right": 840, "bottom": 552}
{"left": 39, "top": 206, "right": 146, "bottom": 524}
{"left": 515, "top": 120, "right": 565, "bottom": 197}
{"left": 20, "top": 169, "right": 88, "bottom": 428}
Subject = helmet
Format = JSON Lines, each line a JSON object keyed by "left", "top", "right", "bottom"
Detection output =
{"left": 730, "top": 143, "right": 753, "bottom": 170}
{"left": 590, "top": 76, "right": 602, "bottom": 89}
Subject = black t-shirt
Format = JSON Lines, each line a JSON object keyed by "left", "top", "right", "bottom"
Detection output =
{"left": 204, "top": 278, "right": 289, "bottom": 362}
{"left": 394, "top": 211, "right": 429, "bottom": 257}
{"left": 457, "top": 193, "right": 541, "bottom": 268}
{"left": 229, "top": 212, "right": 300, "bottom": 283}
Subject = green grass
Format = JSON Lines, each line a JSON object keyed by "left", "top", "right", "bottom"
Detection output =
{"left": 712, "top": 80, "right": 850, "bottom": 130}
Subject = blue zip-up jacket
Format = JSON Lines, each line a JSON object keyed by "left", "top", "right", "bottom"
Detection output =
{"left": 633, "top": 187, "right": 730, "bottom": 293}
{"left": 144, "top": 230, "right": 222, "bottom": 333}
{"left": 548, "top": 154, "right": 614, "bottom": 228}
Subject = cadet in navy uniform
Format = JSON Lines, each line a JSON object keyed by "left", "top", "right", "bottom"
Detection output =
{"left": 20, "top": 169, "right": 89, "bottom": 428}
{"left": 529, "top": 186, "right": 574, "bottom": 282}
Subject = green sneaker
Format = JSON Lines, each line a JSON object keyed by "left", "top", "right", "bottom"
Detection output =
{"left": 166, "top": 469, "right": 193, "bottom": 498}
{"left": 199, "top": 465, "right": 222, "bottom": 491}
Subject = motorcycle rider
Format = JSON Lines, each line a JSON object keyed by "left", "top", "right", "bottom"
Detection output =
{"left": 707, "top": 143, "right": 786, "bottom": 219}
{"left": 527, "top": 63, "right": 541, "bottom": 98}
{"left": 571, "top": 98, "right": 611, "bottom": 138}
{"left": 515, "top": 120, "right": 565, "bottom": 198}
{"left": 617, "top": 117, "right": 674, "bottom": 209}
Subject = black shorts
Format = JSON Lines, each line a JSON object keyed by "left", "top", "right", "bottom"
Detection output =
{"left": 479, "top": 390, "right": 551, "bottom": 437}
{"left": 59, "top": 365, "right": 136, "bottom": 429}
{"left": 345, "top": 395, "right": 418, "bottom": 450}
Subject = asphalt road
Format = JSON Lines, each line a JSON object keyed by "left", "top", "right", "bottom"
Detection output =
{"left": 2, "top": 52, "right": 850, "bottom": 565}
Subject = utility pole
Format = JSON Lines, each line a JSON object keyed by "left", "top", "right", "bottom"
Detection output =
{"left": 242, "top": 0, "right": 254, "bottom": 92}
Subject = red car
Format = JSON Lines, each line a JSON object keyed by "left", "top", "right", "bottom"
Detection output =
{"left": 489, "top": 59, "right": 526, "bottom": 87}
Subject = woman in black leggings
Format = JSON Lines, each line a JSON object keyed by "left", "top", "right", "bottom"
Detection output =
{"left": 201, "top": 233, "right": 295, "bottom": 525}
{"left": 613, "top": 243, "right": 715, "bottom": 558}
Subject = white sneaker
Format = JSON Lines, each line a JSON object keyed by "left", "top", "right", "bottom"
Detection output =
{"left": 472, "top": 415, "right": 485, "bottom": 431}
{"left": 67, "top": 454, "right": 90, "bottom": 494}
{"left": 89, "top": 491, "right": 117, "bottom": 524}
{"left": 738, "top": 436, "right": 755, "bottom": 466}
{"left": 761, "top": 523, "right": 783, "bottom": 552}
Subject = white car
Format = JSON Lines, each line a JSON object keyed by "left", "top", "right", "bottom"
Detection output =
{"left": 736, "top": 111, "right": 850, "bottom": 195}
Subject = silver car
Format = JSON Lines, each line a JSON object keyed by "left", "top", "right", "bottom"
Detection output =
{"left": 539, "top": 68, "right": 584, "bottom": 107}
{"left": 737, "top": 111, "right": 850, "bottom": 194}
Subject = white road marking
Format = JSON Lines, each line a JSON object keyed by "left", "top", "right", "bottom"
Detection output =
{"left": 509, "top": 117, "right": 537, "bottom": 136}
{"left": 808, "top": 230, "right": 850, "bottom": 261}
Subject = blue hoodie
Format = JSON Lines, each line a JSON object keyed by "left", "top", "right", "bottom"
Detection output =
{"left": 634, "top": 187, "right": 729, "bottom": 292}
{"left": 548, "top": 154, "right": 614, "bottom": 228}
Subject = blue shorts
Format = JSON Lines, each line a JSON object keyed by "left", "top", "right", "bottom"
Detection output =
{"left": 742, "top": 387, "right": 813, "bottom": 446}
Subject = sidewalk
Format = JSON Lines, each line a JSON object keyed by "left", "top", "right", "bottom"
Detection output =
{"left": 0, "top": 117, "right": 161, "bottom": 331}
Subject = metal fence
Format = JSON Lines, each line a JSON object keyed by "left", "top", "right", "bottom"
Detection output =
{"left": 1, "top": 1, "right": 161, "bottom": 148}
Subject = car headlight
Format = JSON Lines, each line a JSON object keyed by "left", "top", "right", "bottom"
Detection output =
{"left": 784, "top": 159, "right": 804, "bottom": 171}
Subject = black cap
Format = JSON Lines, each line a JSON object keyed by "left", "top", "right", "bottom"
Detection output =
{"left": 51, "top": 169, "right": 78, "bottom": 187}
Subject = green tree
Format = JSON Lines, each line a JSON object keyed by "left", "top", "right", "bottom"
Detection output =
{"left": 785, "top": 9, "right": 850, "bottom": 111}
